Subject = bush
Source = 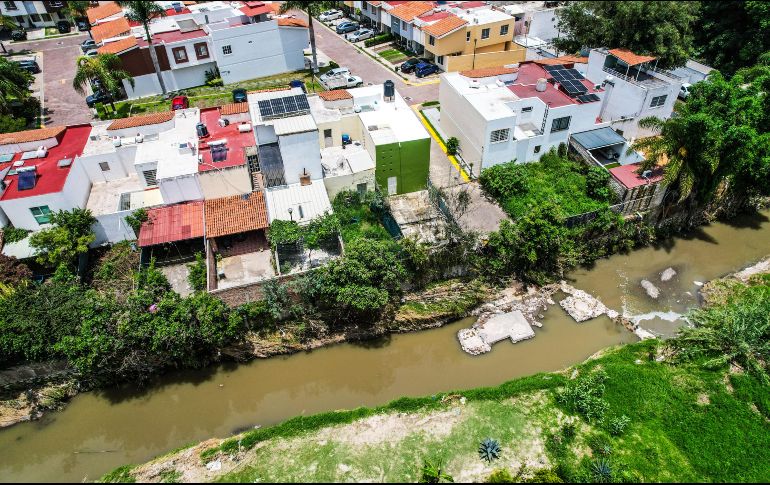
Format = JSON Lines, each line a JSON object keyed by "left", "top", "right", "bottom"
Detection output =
{"left": 607, "top": 414, "right": 630, "bottom": 436}
{"left": 586, "top": 166, "right": 612, "bottom": 201}
{"left": 0, "top": 253, "right": 32, "bottom": 286}
{"left": 525, "top": 468, "right": 563, "bottom": 483}
{"left": 205, "top": 77, "right": 223, "bottom": 87}
{"left": 479, "top": 162, "right": 529, "bottom": 201}
{"left": 187, "top": 252, "right": 207, "bottom": 292}
{"left": 125, "top": 208, "right": 148, "bottom": 237}
{"left": 364, "top": 33, "right": 393, "bottom": 47}
{"left": 555, "top": 369, "right": 610, "bottom": 422}
{"left": 29, "top": 208, "right": 96, "bottom": 269}
{"left": 486, "top": 468, "right": 514, "bottom": 483}
{"left": 3, "top": 226, "right": 30, "bottom": 244}
{"left": 446, "top": 136, "right": 459, "bottom": 156}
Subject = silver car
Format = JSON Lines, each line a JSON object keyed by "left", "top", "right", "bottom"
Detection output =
{"left": 347, "top": 28, "right": 374, "bottom": 42}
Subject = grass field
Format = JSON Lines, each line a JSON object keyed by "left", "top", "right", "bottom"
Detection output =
{"left": 378, "top": 47, "right": 411, "bottom": 65}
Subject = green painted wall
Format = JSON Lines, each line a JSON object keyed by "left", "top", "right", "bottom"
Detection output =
{"left": 374, "top": 137, "right": 430, "bottom": 195}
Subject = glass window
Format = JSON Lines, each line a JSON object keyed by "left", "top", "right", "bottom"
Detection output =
{"left": 4, "top": 1, "right": 17, "bottom": 10}
{"left": 650, "top": 95, "right": 667, "bottom": 108}
{"left": 30, "top": 206, "right": 52, "bottom": 224}
{"left": 437, "top": 55, "right": 444, "bottom": 64}
{"left": 481, "top": 28, "right": 490, "bottom": 39}
{"left": 522, "top": 106, "right": 533, "bottom": 112}
{"left": 172, "top": 46, "right": 188, "bottom": 63}
{"left": 41, "top": 13, "right": 52, "bottom": 22}
{"left": 99, "top": 162, "right": 110, "bottom": 172}
{"left": 490, "top": 128, "right": 509, "bottom": 143}
{"left": 550, "top": 116, "right": 571, "bottom": 133}
{"left": 194, "top": 42, "right": 209, "bottom": 59}
{"left": 30, "top": 13, "right": 41, "bottom": 22}
{"left": 222, "top": 45, "right": 232, "bottom": 55}
{"left": 402, "top": 20, "right": 407, "bottom": 29}
{"left": 500, "top": 24, "right": 509, "bottom": 36}
{"left": 534, "top": 145, "right": 541, "bottom": 153}
{"left": 466, "top": 31, "right": 470, "bottom": 42}
{"left": 429, "top": 35, "right": 435, "bottom": 46}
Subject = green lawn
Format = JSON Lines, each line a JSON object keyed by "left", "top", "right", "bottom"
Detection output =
{"left": 331, "top": 190, "right": 394, "bottom": 243}
{"left": 378, "top": 47, "right": 412, "bottom": 65}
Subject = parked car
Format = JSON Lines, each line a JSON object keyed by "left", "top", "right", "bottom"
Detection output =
{"left": 232, "top": 88, "right": 247, "bottom": 103}
{"left": 320, "top": 73, "right": 363, "bottom": 90}
{"left": 319, "top": 66, "right": 351, "bottom": 83}
{"left": 81, "top": 39, "right": 98, "bottom": 52}
{"left": 86, "top": 91, "right": 111, "bottom": 108}
{"left": 678, "top": 83, "right": 691, "bottom": 100}
{"left": 171, "top": 95, "right": 189, "bottom": 110}
{"left": 85, "top": 50, "right": 99, "bottom": 58}
{"left": 318, "top": 9, "right": 343, "bottom": 22}
{"left": 56, "top": 20, "right": 71, "bottom": 34}
{"left": 347, "top": 28, "right": 374, "bottom": 42}
{"left": 336, "top": 22, "right": 359, "bottom": 34}
{"left": 414, "top": 61, "right": 439, "bottom": 78}
{"left": 10, "top": 30, "right": 27, "bottom": 41}
{"left": 75, "top": 18, "right": 90, "bottom": 31}
{"left": 13, "top": 60, "right": 40, "bottom": 74}
{"left": 400, "top": 57, "right": 431, "bottom": 74}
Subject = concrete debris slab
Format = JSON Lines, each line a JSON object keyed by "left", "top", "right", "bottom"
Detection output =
{"left": 660, "top": 267, "right": 677, "bottom": 281}
{"left": 458, "top": 328, "right": 491, "bottom": 355}
{"left": 459, "top": 311, "right": 534, "bottom": 355}
{"left": 641, "top": 279, "right": 660, "bottom": 298}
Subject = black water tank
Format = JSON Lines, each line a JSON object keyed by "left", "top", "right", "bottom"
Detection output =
{"left": 384, "top": 80, "right": 395, "bottom": 99}
{"left": 196, "top": 122, "right": 209, "bottom": 138}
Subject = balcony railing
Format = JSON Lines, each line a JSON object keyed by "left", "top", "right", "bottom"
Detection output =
{"left": 602, "top": 66, "right": 669, "bottom": 88}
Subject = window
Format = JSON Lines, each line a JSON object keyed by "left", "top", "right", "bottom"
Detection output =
{"left": 490, "top": 128, "right": 509, "bottom": 143}
{"left": 534, "top": 145, "right": 541, "bottom": 154}
{"left": 30, "top": 13, "right": 41, "bottom": 22}
{"left": 143, "top": 169, "right": 157, "bottom": 186}
{"left": 30, "top": 206, "right": 52, "bottom": 224}
{"left": 522, "top": 106, "right": 533, "bottom": 112}
{"left": 437, "top": 55, "right": 444, "bottom": 65}
{"left": 172, "top": 46, "right": 188, "bottom": 63}
{"left": 481, "top": 28, "right": 490, "bottom": 39}
{"left": 194, "top": 42, "right": 209, "bottom": 59}
{"left": 500, "top": 24, "right": 509, "bottom": 36}
{"left": 4, "top": 2, "right": 17, "bottom": 11}
{"left": 357, "top": 182, "right": 368, "bottom": 195}
{"left": 466, "top": 31, "right": 470, "bottom": 42}
{"left": 550, "top": 116, "right": 571, "bottom": 133}
{"left": 402, "top": 20, "right": 407, "bottom": 29}
{"left": 41, "top": 13, "right": 51, "bottom": 22}
{"left": 99, "top": 162, "right": 110, "bottom": 172}
{"left": 650, "top": 95, "right": 667, "bottom": 108}
{"left": 222, "top": 44, "right": 232, "bottom": 55}
{"left": 429, "top": 35, "right": 435, "bottom": 46}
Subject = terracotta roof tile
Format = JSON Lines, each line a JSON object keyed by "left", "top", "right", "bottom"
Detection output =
{"left": 138, "top": 201, "right": 205, "bottom": 247}
{"left": 0, "top": 125, "right": 66, "bottom": 146}
{"left": 107, "top": 111, "right": 175, "bottom": 131}
{"left": 219, "top": 103, "right": 249, "bottom": 115}
{"left": 390, "top": 1, "right": 433, "bottom": 22}
{"left": 609, "top": 48, "right": 656, "bottom": 66}
{"left": 318, "top": 89, "right": 352, "bottom": 101}
{"left": 460, "top": 66, "right": 519, "bottom": 78}
{"left": 534, "top": 55, "right": 589, "bottom": 66}
{"left": 247, "top": 86, "right": 292, "bottom": 94}
{"left": 277, "top": 17, "right": 308, "bottom": 28}
{"left": 423, "top": 14, "right": 467, "bottom": 38}
{"left": 368, "top": 1, "right": 382, "bottom": 6}
{"left": 91, "top": 17, "right": 131, "bottom": 43}
{"left": 87, "top": 1, "right": 122, "bottom": 24}
{"left": 204, "top": 192, "right": 269, "bottom": 238}
{"left": 97, "top": 36, "right": 138, "bottom": 55}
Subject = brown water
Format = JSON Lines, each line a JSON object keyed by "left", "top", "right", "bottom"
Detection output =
{"left": 1, "top": 210, "right": 769, "bottom": 483}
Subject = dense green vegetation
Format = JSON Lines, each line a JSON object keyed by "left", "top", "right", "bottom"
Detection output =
{"left": 0, "top": 57, "right": 41, "bottom": 132}
{"left": 331, "top": 190, "right": 392, "bottom": 243}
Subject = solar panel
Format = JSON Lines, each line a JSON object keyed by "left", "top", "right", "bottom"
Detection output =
{"left": 295, "top": 95, "right": 310, "bottom": 110}
{"left": 577, "top": 94, "right": 601, "bottom": 103}
{"left": 566, "top": 68, "right": 585, "bottom": 80}
{"left": 283, "top": 96, "right": 298, "bottom": 112}
{"left": 258, "top": 95, "right": 311, "bottom": 120}
{"left": 270, "top": 98, "right": 285, "bottom": 114}
{"left": 258, "top": 100, "right": 273, "bottom": 118}
{"left": 17, "top": 170, "right": 36, "bottom": 190}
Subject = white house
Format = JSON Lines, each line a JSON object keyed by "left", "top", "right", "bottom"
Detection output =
{"left": 0, "top": 0, "right": 70, "bottom": 29}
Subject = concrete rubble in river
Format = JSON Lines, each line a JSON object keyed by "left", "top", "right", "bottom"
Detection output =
{"left": 459, "top": 281, "right": 655, "bottom": 355}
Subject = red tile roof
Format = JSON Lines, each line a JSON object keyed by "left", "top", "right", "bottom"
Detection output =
{"left": 318, "top": 89, "right": 352, "bottom": 101}
{"left": 107, "top": 112, "right": 175, "bottom": 131}
{"left": 219, "top": 103, "right": 249, "bottom": 116}
{"left": 609, "top": 163, "right": 664, "bottom": 189}
{"left": 138, "top": 201, "right": 205, "bottom": 247}
{"left": 460, "top": 66, "right": 519, "bottom": 78}
{"left": 0, "top": 125, "right": 92, "bottom": 202}
{"left": 0, "top": 126, "right": 66, "bottom": 145}
{"left": 240, "top": 1, "right": 273, "bottom": 17}
{"left": 97, "top": 36, "right": 138, "bottom": 55}
{"left": 277, "top": 17, "right": 308, "bottom": 28}
{"left": 91, "top": 17, "right": 131, "bottom": 43}
{"left": 534, "top": 55, "right": 589, "bottom": 66}
{"left": 422, "top": 14, "right": 467, "bottom": 38}
{"left": 87, "top": 1, "right": 122, "bottom": 24}
{"left": 390, "top": 1, "right": 433, "bottom": 22}
{"left": 609, "top": 48, "right": 656, "bottom": 66}
{"left": 197, "top": 108, "right": 254, "bottom": 172}
{"left": 204, "top": 192, "right": 268, "bottom": 238}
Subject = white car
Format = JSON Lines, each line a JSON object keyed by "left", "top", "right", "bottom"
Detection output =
{"left": 319, "top": 67, "right": 351, "bottom": 82}
{"left": 318, "top": 9, "right": 343, "bottom": 22}
{"left": 347, "top": 28, "right": 374, "bottom": 43}
{"left": 678, "top": 83, "right": 691, "bottom": 100}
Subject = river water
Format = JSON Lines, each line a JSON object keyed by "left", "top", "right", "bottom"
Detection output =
{"left": 1, "top": 210, "right": 769, "bottom": 482}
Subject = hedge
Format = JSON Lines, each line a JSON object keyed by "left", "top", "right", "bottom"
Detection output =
{"left": 364, "top": 33, "right": 394, "bottom": 47}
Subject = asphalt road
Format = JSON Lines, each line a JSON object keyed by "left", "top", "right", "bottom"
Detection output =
{"left": 8, "top": 33, "right": 94, "bottom": 127}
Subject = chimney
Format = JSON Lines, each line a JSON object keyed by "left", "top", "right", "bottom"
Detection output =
{"left": 299, "top": 168, "right": 311, "bottom": 186}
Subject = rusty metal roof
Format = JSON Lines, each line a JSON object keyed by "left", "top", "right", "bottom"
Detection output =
{"left": 138, "top": 201, "right": 205, "bottom": 247}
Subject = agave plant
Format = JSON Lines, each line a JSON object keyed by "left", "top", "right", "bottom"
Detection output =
{"left": 590, "top": 457, "right": 613, "bottom": 483}
{"left": 478, "top": 438, "right": 501, "bottom": 463}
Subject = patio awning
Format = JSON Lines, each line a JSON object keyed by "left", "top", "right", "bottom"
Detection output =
{"left": 609, "top": 48, "right": 656, "bottom": 66}
{"left": 138, "top": 201, "right": 205, "bottom": 247}
{"left": 204, "top": 192, "right": 269, "bottom": 238}
{"left": 571, "top": 127, "right": 627, "bottom": 151}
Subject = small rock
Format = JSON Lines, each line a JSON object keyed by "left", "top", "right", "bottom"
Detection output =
{"left": 660, "top": 267, "right": 677, "bottom": 281}
{"left": 460, "top": 397, "right": 467, "bottom": 405}
{"left": 641, "top": 280, "right": 660, "bottom": 299}
{"left": 338, "top": 464, "right": 352, "bottom": 473}
{"left": 694, "top": 281, "right": 704, "bottom": 286}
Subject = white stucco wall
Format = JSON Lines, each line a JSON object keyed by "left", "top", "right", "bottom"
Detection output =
{"left": 93, "top": 211, "right": 136, "bottom": 246}
{"left": 323, "top": 167, "right": 375, "bottom": 200}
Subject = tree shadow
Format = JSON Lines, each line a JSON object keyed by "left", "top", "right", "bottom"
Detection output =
{"left": 720, "top": 210, "right": 769, "bottom": 230}
{"left": 346, "top": 333, "right": 392, "bottom": 349}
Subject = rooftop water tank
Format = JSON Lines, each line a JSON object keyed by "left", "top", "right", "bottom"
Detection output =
{"left": 384, "top": 80, "right": 395, "bottom": 100}
{"left": 536, "top": 78, "right": 547, "bottom": 92}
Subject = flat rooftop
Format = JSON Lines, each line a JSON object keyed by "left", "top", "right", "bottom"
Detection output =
{"left": 134, "top": 109, "right": 201, "bottom": 179}
{"left": 320, "top": 143, "right": 375, "bottom": 177}
{"left": 265, "top": 179, "right": 332, "bottom": 225}
{"left": 450, "top": 4, "right": 513, "bottom": 24}
{"left": 198, "top": 107, "right": 255, "bottom": 172}
{"left": 348, "top": 85, "right": 429, "bottom": 144}
{"left": 86, "top": 173, "right": 164, "bottom": 216}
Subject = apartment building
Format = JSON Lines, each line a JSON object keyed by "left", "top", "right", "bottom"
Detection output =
{"left": 0, "top": 0, "right": 69, "bottom": 29}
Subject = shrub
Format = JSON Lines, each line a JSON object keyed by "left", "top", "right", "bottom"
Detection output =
{"left": 205, "top": 77, "right": 224, "bottom": 87}
{"left": 446, "top": 136, "right": 459, "bottom": 155}
{"left": 187, "top": 252, "right": 207, "bottom": 292}
{"left": 607, "top": 414, "right": 630, "bottom": 436}
{"left": 479, "top": 162, "right": 528, "bottom": 200}
{"left": 0, "top": 253, "right": 32, "bottom": 286}
{"left": 589, "top": 458, "right": 613, "bottom": 483}
{"left": 29, "top": 208, "right": 96, "bottom": 269}
{"left": 486, "top": 468, "right": 514, "bottom": 483}
{"left": 586, "top": 166, "right": 612, "bottom": 201}
{"left": 364, "top": 33, "right": 394, "bottom": 47}
{"left": 555, "top": 369, "right": 610, "bottom": 422}
{"left": 268, "top": 219, "right": 302, "bottom": 248}
{"left": 125, "top": 208, "right": 148, "bottom": 236}
{"left": 525, "top": 468, "right": 563, "bottom": 483}
{"left": 419, "top": 458, "right": 453, "bottom": 483}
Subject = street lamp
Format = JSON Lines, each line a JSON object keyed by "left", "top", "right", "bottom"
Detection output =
{"left": 288, "top": 207, "right": 294, "bottom": 221}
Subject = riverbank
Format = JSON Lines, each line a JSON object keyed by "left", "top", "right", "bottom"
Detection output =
{"left": 0, "top": 279, "right": 492, "bottom": 429}
{"left": 102, "top": 336, "right": 770, "bottom": 483}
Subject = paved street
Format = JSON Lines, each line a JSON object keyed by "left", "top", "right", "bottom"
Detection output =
{"left": 8, "top": 33, "right": 93, "bottom": 127}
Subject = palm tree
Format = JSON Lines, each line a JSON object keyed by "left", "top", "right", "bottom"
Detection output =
{"left": 0, "top": 58, "right": 33, "bottom": 113}
{"left": 73, "top": 53, "right": 134, "bottom": 110}
{"left": 117, "top": 1, "right": 167, "bottom": 94}
{"left": 0, "top": 14, "right": 17, "bottom": 54}
{"left": 279, "top": 1, "right": 336, "bottom": 74}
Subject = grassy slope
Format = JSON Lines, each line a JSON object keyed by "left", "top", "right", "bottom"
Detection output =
{"left": 105, "top": 340, "right": 770, "bottom": 483}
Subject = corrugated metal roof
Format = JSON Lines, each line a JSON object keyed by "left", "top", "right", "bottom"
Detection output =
{"left": 265, "top": 180, "right": 332, "bottom": 225}
{"left": 571, "top": 127, "right": 626, "bottom": 150}
{"left": 138, "top": 201, "right": 204, "bottom": 247}
{"left": 272, "top": 114, "right": 317, "bottom": 136}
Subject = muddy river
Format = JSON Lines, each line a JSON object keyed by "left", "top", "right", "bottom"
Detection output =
{"left": 1, "top": 210, "right": 769, "bottom": 482}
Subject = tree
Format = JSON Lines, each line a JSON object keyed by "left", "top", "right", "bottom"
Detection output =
{"left": 66, "top": 0, "right": 90, "bottom": 19}
{"left": 585, "top": 166, "right": 612, "bottom": 201}
{"left": 694, "top": 1, "right": 770, "bottom": 75}
{"left": 303, "top": 212, "right": 340, "bottom": 262}
{"left": 29, "top": 208, "right": 96, "bottom": 269}
{"left": 279, "top": 1, "right": 336, "bottom": 74}
{"left": 117, "top": 1, "right": 167, "bottom": 94}
{"left": 0, "top": 14, "right": 17, "bottom": 54}
{"left": 553, "top": 1, "right": 699, "bottom": 69}
{"left": 0, "top": 57, "right": 34, "bottom": 114}
{"left": 0, "top": 253, "right": 32, "bottom": 286}
{"left": 73, "top": 53, "right": 134, "bottom": 110}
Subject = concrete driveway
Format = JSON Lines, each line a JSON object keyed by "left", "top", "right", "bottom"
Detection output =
{"left": 8, "top": 33, "right": 93, "bottom": 127}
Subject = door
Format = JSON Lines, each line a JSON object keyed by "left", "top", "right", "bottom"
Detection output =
{"left": 387, "top": 176, "right": 397, "bottom": 195}
{"left": 324, "top": 129, "right": 333, "bottom": 147}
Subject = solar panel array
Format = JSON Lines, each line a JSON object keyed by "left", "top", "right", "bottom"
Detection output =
{"left": 17, "top": 170, "right": 36, "bottom": 190}
{"left": 577, "top": 94, "right": 601, "bottom": 103}
{"left": 544, "top": 65, "right": 588, "bottom": 97}
{"left": 258, "top": 95, "right": 311, "bottom": 120}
